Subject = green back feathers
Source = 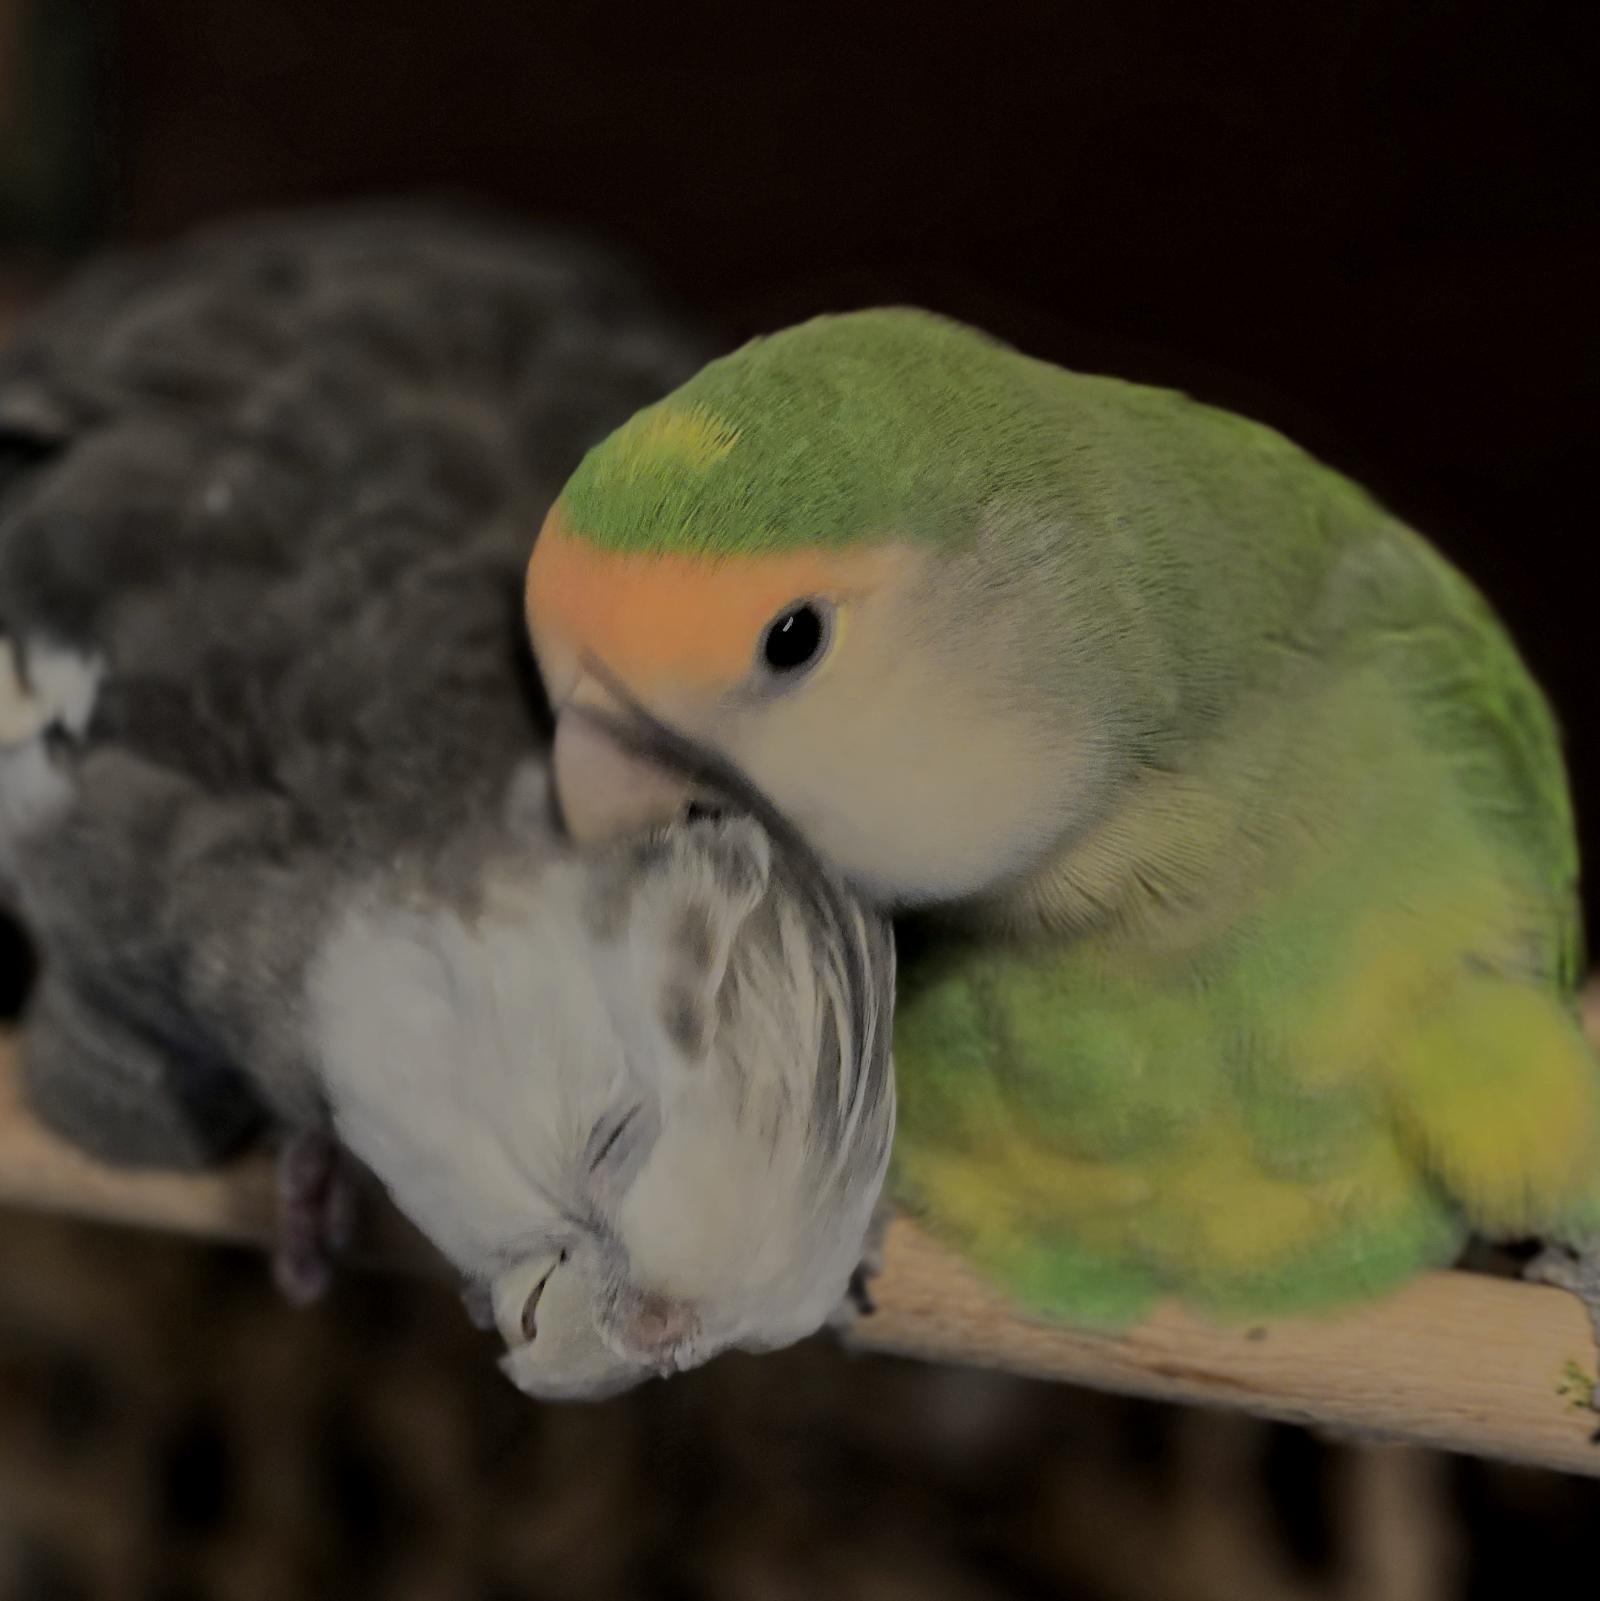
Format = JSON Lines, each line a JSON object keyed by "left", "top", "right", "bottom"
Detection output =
{"left": 557, "top": 309, "right": 1067, "bottom": 557}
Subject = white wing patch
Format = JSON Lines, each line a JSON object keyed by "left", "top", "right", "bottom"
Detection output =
{"left": 0, "top": 637, "right": 102, "bottom": 744}
{"left": 0, "top": 637, "right": 102, "bottom": 881}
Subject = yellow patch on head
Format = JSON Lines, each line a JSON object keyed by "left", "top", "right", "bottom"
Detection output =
{"left": 1385, "top": 980, "right": 1600, "bottom": 1236}
{"left": 609, "top": 405, "right": 741, "bottom": 480}
{"left": 527, "top": 506, "right": 904, "bottom": 696}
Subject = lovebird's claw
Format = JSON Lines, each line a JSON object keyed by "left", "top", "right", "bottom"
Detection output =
{"left": 1528, "top": 1240, "right": 1600, "bottom": 1414}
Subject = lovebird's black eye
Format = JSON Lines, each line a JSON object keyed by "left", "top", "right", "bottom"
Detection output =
{"left": 759, "top": 600, "right": 832, "bottom": 677}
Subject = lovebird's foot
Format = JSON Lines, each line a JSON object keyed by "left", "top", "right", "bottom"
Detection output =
{"left": 827, "top": 1201, "right": 894, "bottom": 1333}
{"left": 273, "top": 1129, "right": 358, "bottom": 1306}
{"left": 1527, "top": 1240, "right": 1600, "bottom": 1413}
{"left": 460, "top": 1280, "right": 498, "bottom": 1331}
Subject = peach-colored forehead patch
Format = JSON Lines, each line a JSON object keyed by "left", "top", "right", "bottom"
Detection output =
{"left": 526, "top": 506, "right": 897, "bottom": 692}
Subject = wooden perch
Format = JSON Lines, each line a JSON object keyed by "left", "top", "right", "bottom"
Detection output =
{"left": 0, "top": 1032, "right": 438, "bottom": 1270}
{"left": 855, "top": 1223, "right": 1600, "bottom": 1477}
{"left": 3, "top": 1029, "right": 1600, "bottom": 1477}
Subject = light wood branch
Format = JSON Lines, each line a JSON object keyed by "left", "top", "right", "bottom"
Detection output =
{"left": 852, "top": 1222, "right": 1600, "bottom": 1477}
{"left": 3, "top": 1028, "right": 1599, "bottom": 1477}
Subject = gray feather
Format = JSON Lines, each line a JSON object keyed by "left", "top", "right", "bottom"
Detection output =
{"left": 0, "top": 203, "right": 709, "bottom": 1156}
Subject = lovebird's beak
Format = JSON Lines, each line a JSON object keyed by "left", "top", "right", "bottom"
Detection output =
{"left": 551, "top": 676, "right": 691, "bottom": 844}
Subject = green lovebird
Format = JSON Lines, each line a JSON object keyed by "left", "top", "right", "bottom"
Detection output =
{"left": 525, "top": 307, "right": 1600, "bottom": 1336}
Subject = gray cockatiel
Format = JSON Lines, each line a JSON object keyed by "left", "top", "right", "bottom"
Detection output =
{"left": 0, "top": 208, "right": 897, "bottom": 1399}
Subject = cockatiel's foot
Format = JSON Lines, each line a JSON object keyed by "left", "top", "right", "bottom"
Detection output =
{"left": 272, "top": 1129, "right": 358, "bottom": 1307}
{"left": 1527, "top": 1241, "right": 1600, "bottom": 1413}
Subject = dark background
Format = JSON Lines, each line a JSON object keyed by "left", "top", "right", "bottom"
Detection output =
{"left": 3, "top": 4, "right": 1600, "bottom": 1598}
{"left": 85, "top": 0, "right": 1600, "bottom": 940}
{"left": 8, "top": 0, "right": 1598, "bottom": 925}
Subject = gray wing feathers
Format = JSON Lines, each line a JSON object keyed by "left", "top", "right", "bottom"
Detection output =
{"left": 0, "top": 205, "right": 708, "bottom": 1160}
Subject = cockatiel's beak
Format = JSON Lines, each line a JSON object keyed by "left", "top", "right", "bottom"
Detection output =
{"left": 550, "top": 676, "right": 692, "bottom": 844}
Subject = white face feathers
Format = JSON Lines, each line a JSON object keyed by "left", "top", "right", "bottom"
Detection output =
{"left": 308, "top": 812, "right": 896, "bottom": 1400}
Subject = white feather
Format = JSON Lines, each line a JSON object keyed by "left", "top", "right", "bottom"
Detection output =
{"left": 304, "top": 818, "right": 895, "bottom": 1401}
